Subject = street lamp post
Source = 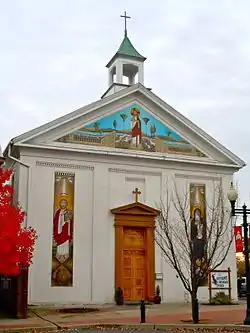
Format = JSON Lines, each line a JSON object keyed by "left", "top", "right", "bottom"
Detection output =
{"left": 227, "top": 182, "right": 250, "bottom": 325}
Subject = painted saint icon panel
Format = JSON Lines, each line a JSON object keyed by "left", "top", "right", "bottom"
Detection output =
{"left": 190, "top": 183, "right": 207, "bottom": 286}
{"left": 51, "top": 172, "right": 75, "bottom": 287}
{"left": 56, "top": 103, "right": 206, "bottom": 158}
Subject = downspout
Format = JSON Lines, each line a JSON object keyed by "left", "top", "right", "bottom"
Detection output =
{"left": 8, "top": 142, "right": 33, "bottom": 305}
{"left": 8, "top": 142, "right": 30, "bottom": 168}
{"left": 8, "top": 142, "right": 30, "bottom": 227}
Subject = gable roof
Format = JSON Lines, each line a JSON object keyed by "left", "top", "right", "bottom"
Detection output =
{"left": 6, "top": 84, "right": 139, "bottom": 147}
{"left": 4, "top": 83, "right": 246, "bottom": 169}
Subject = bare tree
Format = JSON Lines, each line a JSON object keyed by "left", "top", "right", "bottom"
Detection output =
{"left": 155, "top": 180, "right": 235, "bottom": 323}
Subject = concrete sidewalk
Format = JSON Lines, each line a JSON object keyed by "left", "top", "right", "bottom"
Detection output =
{"left": 0, "top": 302, "right": 247, "bottom": 332}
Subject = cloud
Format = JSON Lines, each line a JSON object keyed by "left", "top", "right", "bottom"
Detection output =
{"left": 0, "top": 0, "right": 250, "bottom": 201}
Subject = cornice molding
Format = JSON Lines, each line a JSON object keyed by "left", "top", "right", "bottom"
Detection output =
{"left": 108, "top": 167, "right": 162, "bottom": 177}
{"left": 175, "top": 173, "right": 222, "bottom": 181}
{"left": 36, "top": 161, "right": 94, "bottom": 171}
{"left": 17, "top": 143, "right": 240, "bottom": 171}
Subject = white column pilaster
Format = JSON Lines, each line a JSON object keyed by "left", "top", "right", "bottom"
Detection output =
{"left": 116, "top": 61, "right": 123, "bottom": 84}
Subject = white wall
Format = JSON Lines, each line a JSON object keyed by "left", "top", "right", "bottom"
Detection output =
{"left": 16, "top": 147, "right": 235, "bottom": 305}
{"left": 26, "top": 159, "right": 94, "bottom": 304}
{"left": 169, "top": 173, "right": 237, "bottom": 303}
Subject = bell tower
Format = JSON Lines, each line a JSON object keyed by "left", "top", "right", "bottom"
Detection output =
{"left": 101, "top": 11, "right": 146, "bottom": 98}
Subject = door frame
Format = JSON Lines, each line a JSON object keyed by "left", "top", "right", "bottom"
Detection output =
{"left": 111, "top": 201, "right": 160, "bottom": 302}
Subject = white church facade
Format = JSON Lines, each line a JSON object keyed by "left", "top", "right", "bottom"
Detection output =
{"left": 3, "top": 21, "right": 245, "bottom": 305}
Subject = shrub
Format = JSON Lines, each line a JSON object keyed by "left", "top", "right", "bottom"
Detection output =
{"left": 210, "top": 291, "right": 231, "bottom": 305}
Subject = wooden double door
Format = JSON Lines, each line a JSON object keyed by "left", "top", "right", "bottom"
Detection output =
{"left": 112, "top": 201, "right": 158, "bottom": 302}
{"left": 123, "top": 249, "right": 145, "bottom": 301}
{"left": 122, "top": 228, "right": 146, "bottom": 301}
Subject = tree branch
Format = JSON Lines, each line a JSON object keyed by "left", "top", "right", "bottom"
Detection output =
{"left": 156, "top": 179, "right": 234, "bottom": 297}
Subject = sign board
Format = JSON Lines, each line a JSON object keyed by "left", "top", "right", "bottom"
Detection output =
{"left": 208, "top": 268, "right": 231, "bottom": 303}
{"left": 211, "top": 271, "right": 229, "bottom": 289}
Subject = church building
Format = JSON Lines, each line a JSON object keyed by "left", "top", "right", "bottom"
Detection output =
{"left": 3, "top": 15, "right": 245, "bottom": 305}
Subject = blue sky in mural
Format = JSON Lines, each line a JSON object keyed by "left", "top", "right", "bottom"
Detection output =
{"left": 83, "top": 103, "right": 185, "bottom": 141}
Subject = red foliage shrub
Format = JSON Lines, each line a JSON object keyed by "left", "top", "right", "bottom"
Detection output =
{"left": 0, "top": 168, "right": 37, "bottom": 275}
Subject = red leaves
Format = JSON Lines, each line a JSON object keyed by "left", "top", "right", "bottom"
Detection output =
{"left": 0, "top": 168, "right": 37, "bottom": 275}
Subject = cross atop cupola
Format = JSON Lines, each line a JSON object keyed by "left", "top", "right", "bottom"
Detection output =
{"left": 101, "top": 11, "right": 146, "bottom": 98}
{"left": 120, "top": 11, "right": 131, "bottom": 37}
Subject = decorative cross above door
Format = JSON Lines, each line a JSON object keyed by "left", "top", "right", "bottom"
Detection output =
{"left": 132, "top": 188, "right": 141, "bottom": 202}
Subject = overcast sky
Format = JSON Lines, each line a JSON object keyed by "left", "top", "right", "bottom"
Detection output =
{"left": 0, "top": 0, "right": 249, "bottom": 204}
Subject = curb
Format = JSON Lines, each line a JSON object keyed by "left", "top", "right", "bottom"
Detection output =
{"left": 0, "top": 326, "right": 58, "bottom": 333}
{"left": 2, "top": 322, "right": 250, "bottom": 332}
{"left": 54, "top": 323, "right": 250, "bottom": 332}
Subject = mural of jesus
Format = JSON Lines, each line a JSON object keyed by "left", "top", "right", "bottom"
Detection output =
{"left": 130, "top": 107, "right": 142, "bottom": 147}
{"left": 53, "top": 198, "right": 73, "bottom": 263}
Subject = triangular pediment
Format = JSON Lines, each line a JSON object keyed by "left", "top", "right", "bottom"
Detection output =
{"left": 111, "top": 201, "right": 160, "bottom": 216}
{"left": 55, "top": 102, "right": 207, "bottom": 158}
{"left": 7, "top": 83, "right": 245, "bottom": 169}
